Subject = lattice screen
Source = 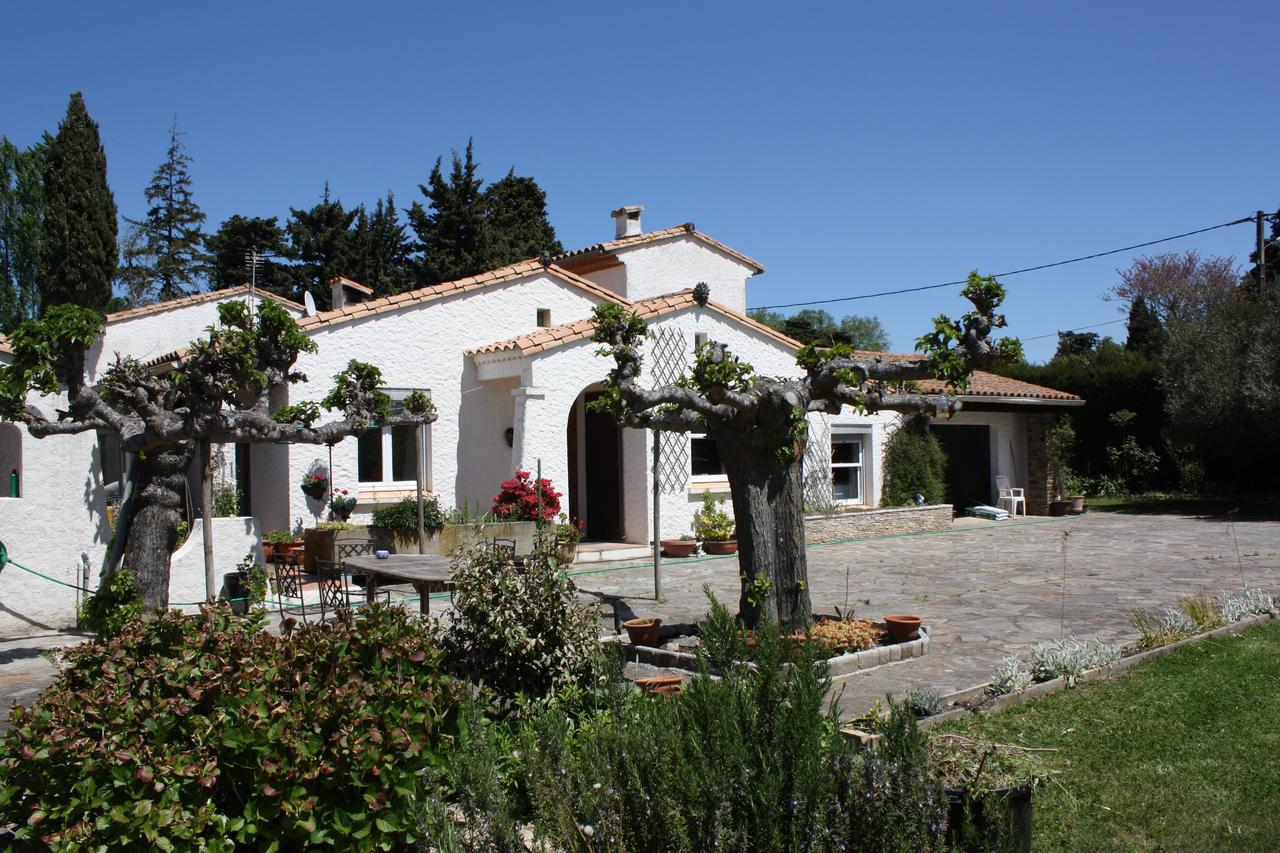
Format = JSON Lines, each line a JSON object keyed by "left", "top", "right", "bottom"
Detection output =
{"left": 802, "top": 416, "right": 834, "bottom": 510}
{"left": 649, "top": 327, "right": 689, "bottom": 495}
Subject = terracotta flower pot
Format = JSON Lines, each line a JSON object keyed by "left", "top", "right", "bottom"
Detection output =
{"left": 661, "top": 539, "right": 697, "bottom": 558}
{"left": 1068, "top": 495, "right": 1086, "bottom": 515}
{"left": 556, "top": 542, "right": 578, "bottom": 565}
{"left": 623, "top": 617, "right": 663, "bottom": 646}
{"left": 262, "top": 543, "right": 274, "bottom": 562}
{"left": 703, "top": 539, "right": 738, "bottom": 555}
{"left": 883, "top": 614, "right": 923, "bottom": 643}
{"left": 1050, "top": 499, "right": 1074, "bottom": 516}
{"left": 635, "top": 675, "right": 684, "bottom": 696}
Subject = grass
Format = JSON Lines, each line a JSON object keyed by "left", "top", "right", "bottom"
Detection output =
{"left": 937, "top": 620, "right": 1280, "bottom": 850}
{"left": 1087, "top": 492, "right": 1279, "bottom": 519}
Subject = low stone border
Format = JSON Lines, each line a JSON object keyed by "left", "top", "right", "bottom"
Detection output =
{"left": 805, "top": 505, "right": 952, "bottom": 544}
{"left": 917, "top": 612, "right": 1276, "bottom": 730}
{"left": 610, "top": 627, "right": 929, "bottom": 678}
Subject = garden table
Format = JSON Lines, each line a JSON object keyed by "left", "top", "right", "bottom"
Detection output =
{"left": 343, "top": 554, "right": 455, "bottom": 615}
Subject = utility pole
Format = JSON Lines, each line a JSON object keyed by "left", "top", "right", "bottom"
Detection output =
{"left": 1258, "top": 211, "right": 1267, "bottom": 291}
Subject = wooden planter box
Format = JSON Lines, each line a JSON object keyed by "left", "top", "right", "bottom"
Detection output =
{"left": 303, "top": 527, "right": 375, "bottom": 572}
{"left": 305, "top": 521, "right": 538, "bottom": 568}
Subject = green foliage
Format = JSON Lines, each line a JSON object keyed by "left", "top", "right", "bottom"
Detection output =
{"left": 442, "top": 541, "right": 601, "bottom": 704}
{"left": 40, "top": 92, "right": 117, "bottom": 314}
{"left": 211, "top": 484, "right": 241, "bottom": 517}
{"left": 0, "top": 303, "right": 104, "bottom": 417}
{"left": 915, "top": 271, "right": 1021, "bottom": 389}
{"left": 76, "top": 568, "right": 143, "bottom": 639}
{"left": 204, "top": 214, "right": 291, "bottom": 294}
{"left": 320, "top": 359, "right": 392, "bottom": 426}
{"left": 905, "top": 687, "right": 944, "bottom": 717}
{"left": 0, "top": 135, "right": 47, "bottom": 332}
{"left": 1124, "top": 295, "right": 1165, "bottom": 357}
{"left": 407, "top": 140, "right": 562, "bottom": 287}
{"left": 370, "top": 496, "right": 445, "bottom": 535}
{"left": 286, "top": 183, "right": 358, "bottom": 311}
{"left": 692, "top": 489, "right": 734, "bottom": 541}
{"left": 0, "top": 604, "right": 462, "bottom": 850}
{"left": 271, "top": 400, "right": 321, "bottom": 427}
{"left": 880, "top": 416, "right": 947, "bottom": 506}
{"left": 1045, "top": 414, "right": 1077, "bottom": 494}
{"left": 262, "top": 529, "right": 296, "bottom": 547}
{"left": 750, "top": 308, "right": 891, "bottom": 350}
{"left": 234, "top": 551, "right": 268, "bottom": 602}
{"left": 685, "top": 339, "right": 754, "bottom": 392}
{"left": 516, "top": 594, "right": 946, "bottom": 851}
{"left": 120, "top": 120, "right": 208, "bottom": 303}
{"left": 345, "top": 191, "right": 414, "bottom": 297}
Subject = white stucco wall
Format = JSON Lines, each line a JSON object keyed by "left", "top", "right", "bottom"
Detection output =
{"left": 167, "top": 516, "right": 263, "bottom": 613}
{"left": 580, "top": 236, "right": 756, "bottom": 314}
{"left": 281, "top": 272, "right": 616, "bottom": 526}
{"left": 0, "top": 391, "right": 104, "bottom": 637}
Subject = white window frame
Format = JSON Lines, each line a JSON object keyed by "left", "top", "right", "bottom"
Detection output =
{"left": 357, "top": 388, "right": 432, "bottom": 489}
{"left": 830, "top": 429, "right": 869, "bottom": 505}
{"left": 689, "top": 432, "right": 726, "bottom": 483}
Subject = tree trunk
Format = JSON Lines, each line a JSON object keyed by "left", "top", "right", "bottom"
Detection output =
{"left": 119, "top": 442, "right": 194, "bottom": 611}
{"left": 719, "top": 434, "right": 811, "bottom": 631}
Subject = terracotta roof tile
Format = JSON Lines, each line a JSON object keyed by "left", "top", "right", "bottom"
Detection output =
{"left": 556, "top": 223, "right": 765, "bottom": 274}
{"left": 105, "top": 285, "right": 305, "bottom": 322}
{"left": 295, "top": 261, "right": 629, "bottom": 332}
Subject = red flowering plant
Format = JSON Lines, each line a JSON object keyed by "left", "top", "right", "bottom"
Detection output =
{"left": 328, "top": 488, "right": 357, "bottom": 521}
{"left": 300, "top": 470, "right": 327, "bottom": 500}
{"left": 492, "top": 470, "right": 561, "bottom": 522}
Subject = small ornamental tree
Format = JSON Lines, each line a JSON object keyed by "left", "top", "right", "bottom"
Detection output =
{"left": 880, "top": 416, "right": 948, "bottom": 507}
{"left": 590, "top": 273, "right": 1020, "bottom": 629}
{"left": 0, "top": 299, "right": 436, "bottom": 610}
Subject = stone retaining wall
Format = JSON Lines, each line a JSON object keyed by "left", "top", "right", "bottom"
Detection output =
{"left": 804, "top": 504, "right": 952, "bottom": 544}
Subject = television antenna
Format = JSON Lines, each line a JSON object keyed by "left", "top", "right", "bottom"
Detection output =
{"left": 244, "top": 247, "right": 266, "bottom": 321}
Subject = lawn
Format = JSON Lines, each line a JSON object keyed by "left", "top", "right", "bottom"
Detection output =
{"left": 937, "top": 620, "right": 1280, "bottom": 850}
{"left": 1088, "top": 493, "right": 1279, "bottom": 519}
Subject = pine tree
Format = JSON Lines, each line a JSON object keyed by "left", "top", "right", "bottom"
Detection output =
{"left": 205, "top": 215, "right": 291, "bottom": 295}
{"left": 286, "top": 184, "right": 357, "bottom": 310}
{"left": 122, "top": 120, "right": 209, "bottom": 303}
{"left": 482, "top": 170, "right": 563, "bottom": 265}
{"left": 347, "top": 192, "right": 413, "bottom": 296}
{"left": 0, "top": 136, "right": 48, "bottom": 332}
{"left": 40, "top": 92, "right": 117, "bottom": 314}
{"left": 1124, "top": 296, "right": 1164, "bottom": 357}
{"left": 406, "top": 140, "right": 487, "bottom": 286}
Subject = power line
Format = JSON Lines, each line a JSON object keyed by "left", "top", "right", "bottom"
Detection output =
{"left": 751, "top": 214, "right": 1256, "bottom": 312}
{"left": 1020, "top": 318, "right": 1126, "bottom": 342}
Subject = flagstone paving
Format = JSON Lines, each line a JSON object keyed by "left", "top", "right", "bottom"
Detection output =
{"left": 571, "top": 511, "right": 1280, "bottom": 717}
{"left": 2, "top": 512, "right": 1276, "bottom": 731}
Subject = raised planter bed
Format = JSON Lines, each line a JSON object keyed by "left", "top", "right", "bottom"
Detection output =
{"left": 610, "top": 624, "right": 930, "bottom": 680}
{"left": 304, "top": 521, "right": 538, "bottom": 569}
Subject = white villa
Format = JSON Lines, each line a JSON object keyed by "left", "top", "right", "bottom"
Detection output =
{"left": 0, "top": 205, "right": 1080, "bottom": 636}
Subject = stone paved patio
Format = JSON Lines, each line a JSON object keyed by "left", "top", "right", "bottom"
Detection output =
{"left": 2, "top": 511, "right": 1276, "bottom": 730}
{"left": 570, "top": 511, "right": 1280, "bottom": 716}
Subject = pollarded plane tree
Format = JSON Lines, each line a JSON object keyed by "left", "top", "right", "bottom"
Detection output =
{"left": 0, "top": 299, "right": 436, "bottom": 611}
{"left": 591, "top": 274, "right": 1021, "bottom": 630}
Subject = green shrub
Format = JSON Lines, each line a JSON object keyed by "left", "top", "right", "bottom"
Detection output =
{"left": 0, "top": 604, "right": 462, "bottom": 850}
{"left": 442, "top": 541, "right": 601, "bottom": 705}
{"left": 76, "top": 568, "right": 143, "bottom": 639}
{"left": 212, "top": 484, "right": 242, "bottom": 517}
{"left": 881, "top": 416, "right": 947, "bottom": 507}
{"left": 371, "top": 495, "right": 445, "bottom": 536}
{"left": 516, "top": 593, "right": 946, "bottom": 851}
{"left": 692, "top": 490, "right": 735, "bottom": 541}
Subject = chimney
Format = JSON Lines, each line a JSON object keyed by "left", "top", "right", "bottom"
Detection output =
{"left": 329, "top": 276, "right": 373, "bottom": 311}
{"left": 331, "top": 279, "right": 347, "bottom": 310}
{"left": 611, "top": 204, "right": 644, "bottom": 239}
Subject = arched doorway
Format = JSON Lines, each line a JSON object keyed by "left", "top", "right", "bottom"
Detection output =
{"left": 566, "top": 389, "right": 624, "bottom": 541}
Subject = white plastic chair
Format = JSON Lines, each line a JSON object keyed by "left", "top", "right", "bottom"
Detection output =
{"left": 995, "top": 475, "right": 1026, "bottom": 517}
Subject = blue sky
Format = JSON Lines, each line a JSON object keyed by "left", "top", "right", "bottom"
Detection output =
{"left": 3, "top": 1, "right": 1275, "bottom": 361}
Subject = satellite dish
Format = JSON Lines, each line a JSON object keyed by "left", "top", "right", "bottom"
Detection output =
{"left": 303, "top": 291, "right": 317, "bottom": 317}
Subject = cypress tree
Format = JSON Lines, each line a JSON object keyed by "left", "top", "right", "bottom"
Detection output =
{"left": 347, "top": 192, "right": 413, "bottom": 296}
{"left": 482, "top": 170, "right": 562, "bottom": 265}
{"left": 40, "top": 92, "right": 117, "bottom": 314}
{"left": 204, "top": 214, "right": 291, "bottom": 295}
{"left": 286, "top": 184, "right": 357, "bottom": 310}
{"left": 1124, "top": 296, "right": 1165, "bottom": 357}
{"left": 122, "top": 119, "right": 209, "bottom": 303}
{"left": 880, "top": 416, "right": 948, "bottom": 506}
{"left": 0, "top": 136, "right": 48, "bottom": 331}
{"left": 406, "top": 139, "right": 487, "bottom": 286}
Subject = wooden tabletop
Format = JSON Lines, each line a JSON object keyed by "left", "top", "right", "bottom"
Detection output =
{"left": 344, "top": 553, "right": 454, "bottom": 585}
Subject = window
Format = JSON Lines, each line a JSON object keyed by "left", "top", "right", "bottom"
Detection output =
{"left": 694, "top": 331, "right": 708, "bottom": 350}
{"left": 357, "top": 389, "right": 431, "bottom": 486}
{"left": 831, "top": 432, "right": 866, "bottom": 503}
{"left": 537, "top": 308, "right": 551, "bottom": 327}
{"left": 691, "top": 434, "right": 723, "bottom": 478}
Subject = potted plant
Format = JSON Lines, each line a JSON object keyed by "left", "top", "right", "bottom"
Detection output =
{"left": 553, "top": 513, "right": 583, "bottom": 565}
{"left": 1045, "top": 416, "right": 1081, "bottom": 516}
{"left": 693, "top": 490, "right": 737, "bottom": 555}
{"left": 623, "top": 617, "right": 662, "bottom": 646}
{"left": 224, "top": 552, "right": 268, "bottom": 616}
{"left": 328, "top": 488, "right": 357, "bottom": 522}
{"left": 261, "top": 530, "right": 295, "bottom": 562}
{"left": 883, "top": 614, "right": 923, "bottom": 643}
{"left": 930, "top": 733, "right": 1044, "bottom": 852}
{"left": 660, "top": 535, "right": 698, "bottom": 558}
{"left": 301, "top": 469, "right": 328, "bottom": 501}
